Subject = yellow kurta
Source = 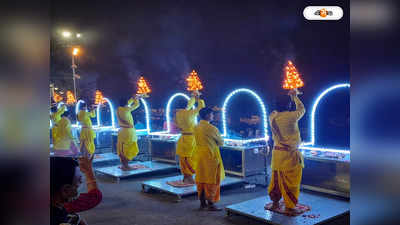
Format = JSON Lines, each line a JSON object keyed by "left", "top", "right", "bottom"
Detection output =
{"left": 53, "top": 117, "right": 74, "bottom": 150}
{"left": 50, "top": 105, "right": 66, "bottom": 143}
{"left": 117, "top": 98, "right": 140, "bottom": 160}
{"left": 175, "top": 98, "right": 205, "bottom": 175}
{"left": 78, "top": 109, "right": 96, "bottom": 154}
{"left": 268, "top": 95, "right": 305, "bottom": 209}
{"left": 194, "top": 120, "right": 225, "bottom": 184}
{"left": 269, "top": 96, "right": 305, "bottom": 170}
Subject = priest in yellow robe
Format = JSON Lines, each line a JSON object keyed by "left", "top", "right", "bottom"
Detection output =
{"left": 194, "top": 107, "right": 225, "bottom": 211}
{"left": 266, "top": 89, "right": 305, "bottom": 216}
{"left": 50, "top": 104, "right": 66, "bottom": 145}
{"left": 116, "top": 96, "right": 141, "bottom": 171}
{"left": 175, "top": 94, "right": 205, "bottom": 184}
{"left": 77, "top": 102, "right": 97, "bottom": 155}
{"left": 53, "top": 109, "right": 79, "bottom": 155}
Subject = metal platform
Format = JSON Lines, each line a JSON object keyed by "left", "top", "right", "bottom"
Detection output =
{"left": 95, "top": 161, "right": 178, "bottom": 182}
{"left": 93, "top": 152, "right": 120, "bottom": 167}
{"left": 141, "top": 175, "right": 243, "bottom": 201}
{"left": 225, "top": 192, "right": 349, "bottom": 225}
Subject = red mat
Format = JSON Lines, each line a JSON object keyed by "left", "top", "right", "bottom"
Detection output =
{"left": 53, "top": 150, "right": 79, "bottom": 157}
{"left": 166, "top": 180, "right": 195, "bottom": 187}
{"left": 94, "top": 155, "right": 104, "bottom": 159}
{"left": 118, "top": 164, "right": 148, "bottom": 170}
{"left": 264, "top": 201, "right": 310, "bottom": 217}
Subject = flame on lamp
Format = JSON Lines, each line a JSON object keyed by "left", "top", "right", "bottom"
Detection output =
{"left": 66, "top": 91, "right": 76, "bottom": 105}
{"left": 186, "top": 70, "right": 203, "bottom": 91}
{"left": 283, "top": 61, "right": 304, "bottom": 90}
{"left": 137, "top": 76, "right": 152, "bottom": 95}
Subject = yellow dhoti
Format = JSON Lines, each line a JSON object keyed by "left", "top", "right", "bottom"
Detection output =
{"left": 51, "top": 126, "right": 58, "bottom": 145}
{"left": 268, "top": 164, "right": 303, "bottom": 209}
{"left": 80, "top": 127, "right": 96, "bottom": 154}
{"left": 179, "top": 157, "right": 196, "bottom": 176}
{"left": 176, "top": 134, "right": 197, "bottom": 176}
{"left": 117, "top": 127, "right": 139, "bottom": 160}
{"left": 268, "top": 146, "right": 303, "bottom": 209}
{"left": 267, "top": 95, "right": 305, "bottom": 209}
{"left": 77, "top": 109, "right": 96, "bottom": 154}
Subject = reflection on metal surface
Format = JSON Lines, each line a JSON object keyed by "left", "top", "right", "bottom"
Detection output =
{"left": 226, "top": 193, "right": 349, "bottom": 225}
{"left": 220, "top": 145, "right": 268, "bottom": 177}
{"left": 142, "top": 175, "right": 243, "bottom": 198}
{"left": 95, "top": 161, "right": 177, "bottom": 178}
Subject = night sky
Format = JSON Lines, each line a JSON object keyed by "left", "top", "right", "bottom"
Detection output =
{"left": 51, "top": 0, "right": 349, "bottom": 112}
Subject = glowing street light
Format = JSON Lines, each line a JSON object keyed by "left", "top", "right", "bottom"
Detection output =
{"left": 59, "top": 30, "right": 83, "bottom": 100}
{"left": 72, "top": 47, "right": 79, "bottom": 56}
{"left": 62, "top": 31, "right": 71, "bottom": 38}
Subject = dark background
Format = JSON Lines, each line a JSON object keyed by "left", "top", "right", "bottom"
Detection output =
{"left": 50, "top": 0, "right": 349, "bottom": 106}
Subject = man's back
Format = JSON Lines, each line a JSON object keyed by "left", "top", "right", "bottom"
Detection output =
{"left": 269, "top": 95, "right": 305, "bottom": 148}
{"left": 194, "top": 120, "right": 225, "bottom": 184}
{"left": 194, "top": 120, "right": 223, "bottom": 152}
{"left": 176, "top": 109, "right": 197, "bottom": 133}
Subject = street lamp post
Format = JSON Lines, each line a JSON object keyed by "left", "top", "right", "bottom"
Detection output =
{"left": 72, "top": 47, "right": 79, "bottom": 99}
{"left": 72, "top": 55, "right": 77, "bottom": 99}
{"left": 61, "top": 30, "right": 82, "bottom": 99}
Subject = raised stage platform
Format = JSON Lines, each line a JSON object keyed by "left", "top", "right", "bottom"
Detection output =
{"left": 93, "top": 152, "right": 120, "bottom": 167}
{"left": 95, "top": 161, "right": 178, "bottom": 182}
{"left": 225, "top": 192, "right": 349, "bottom": 225}
{"left": 141, "top": 175, "right": 243, "bottom": 202}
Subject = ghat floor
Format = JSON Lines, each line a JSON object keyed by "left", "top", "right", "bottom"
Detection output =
{"left": 80, "top": 170, "right": 349, "bottom": 225}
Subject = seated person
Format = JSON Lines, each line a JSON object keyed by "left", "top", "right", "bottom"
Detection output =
{"left": 50, "top": 146, "right": 102, "bottom": 225}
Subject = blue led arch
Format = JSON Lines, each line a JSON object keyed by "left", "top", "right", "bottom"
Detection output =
{"left": 300, "top": 83, "right": 350, "bottom": 153}
{"left": 75, "top": 99, "right": 85, "bottom": 118}
{"left": 165, "top": 93, "right": 190, "bottom": 133}
{"left": 73, "top": 99, "right": 85, "bottom": 127}
{"left": 96, "top": 97, "right": 116, "bottom": 129}
{"left": 136, "top": 98, "right": 151, "bottom": 133}
{"left": 57, "top": 101, "right": 66, "bottom": 110}
{"left": 221, "top": 88, "right": 269, "bottom": 143}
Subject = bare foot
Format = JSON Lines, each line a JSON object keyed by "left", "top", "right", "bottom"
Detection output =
{"left": 182, "top": 179, "right": 195, "bottom": 185}
{"left": 265, "top": 202, "right": 279, "bottom": 210}
{"left": 182, "top": 176, "right": 195, "bottom": 185}
{"left": 119, "top": 165, "right": 138, "bottom": 171}
{"left": 285, "top": 207, "right": 302, "bottom": 216}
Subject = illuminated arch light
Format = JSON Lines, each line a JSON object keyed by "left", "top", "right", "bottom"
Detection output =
{"left": 222, "top": 88, "right": 269, "bottom": 143}
{"left": 136, "top": 98, "right": 151, "bottom": 134}
{"left": 166, "top": 93, "right": 190, "bottom": 134}
{"left": 57, "top": 101, "right": 66, "bottom": 110}
{"left": 300, "top": 83, "right": 350, "bottom": 153}
{"left": 72, "top": 99, "right": 85, "bottom": 128}
{"left": 95, "top": 97, "right": 116, "bottom": 130}
{"left": 150, "top": 92, "right": 196, "bottom": 136}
